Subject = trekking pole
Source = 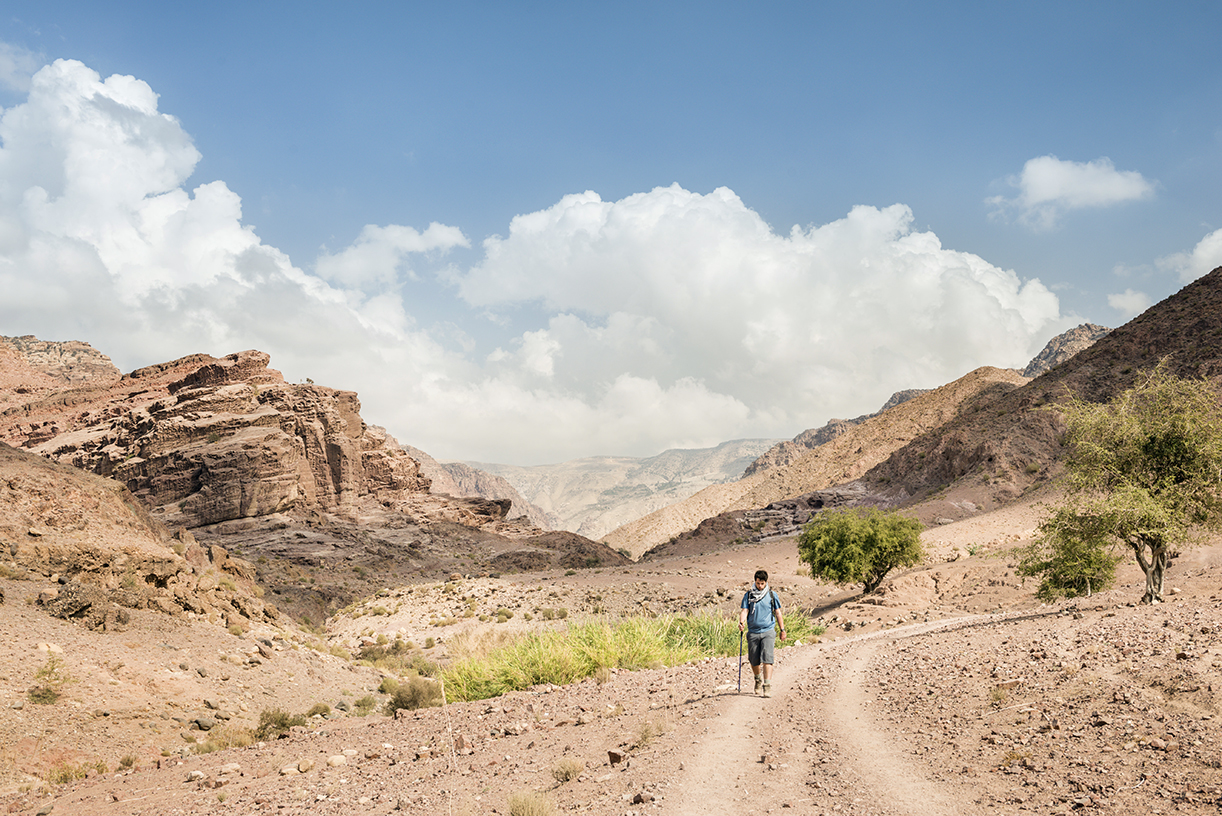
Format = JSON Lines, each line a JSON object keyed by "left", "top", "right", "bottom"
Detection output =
{"left": 737, "top": 629, "right": 744, "bottom": 694}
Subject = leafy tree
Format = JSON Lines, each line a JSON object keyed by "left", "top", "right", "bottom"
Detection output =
{"left": 797, "top": 508, "right": 924, "bottom": 594}
{"left": 1018, "top": 364, "right": 1222, "bottom": 603}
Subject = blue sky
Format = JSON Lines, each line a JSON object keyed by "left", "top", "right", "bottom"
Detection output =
{"left": 2, "top": 3, "right": 1220, "bottom": 463}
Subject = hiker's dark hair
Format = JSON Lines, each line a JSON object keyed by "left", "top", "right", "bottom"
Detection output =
{"left": 754, "top": 569, "right": 768, "bottom": 582}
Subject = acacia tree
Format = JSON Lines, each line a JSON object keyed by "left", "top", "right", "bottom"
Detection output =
{"left": 1019, "top": 364, "right": 1222, "bottom": 604}
{"left": 798, "top": 508, "right": 924, "bottom": 594}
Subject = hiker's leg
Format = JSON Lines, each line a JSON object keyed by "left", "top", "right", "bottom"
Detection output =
{"left": 759, "top": 633, "right": 776, "bottom": 681}
{"left": 747, "top": 632, "right": 765, "bottom": 672}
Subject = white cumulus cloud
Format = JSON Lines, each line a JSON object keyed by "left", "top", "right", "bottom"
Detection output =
{"left": 1155, "top": 227, "right": 1222, "bottom": 283}
{"left": 442, "top": 185, "right": 1069, "bottom": 460}
{"left": 0, "top": 59, "right": 1071, "bottom": 465}
{"left": 988, "top": 155, "right": 1155, "bottom": 231}
{"left": 1107, "top": 288, "right": 1153, "bottom": 318}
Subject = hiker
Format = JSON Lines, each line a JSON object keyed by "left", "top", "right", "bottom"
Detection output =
{"left": 739, "top": 569, "right": 785, "bottom": 697}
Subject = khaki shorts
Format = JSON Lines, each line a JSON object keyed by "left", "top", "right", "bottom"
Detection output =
{"left": 747, "top": 630, "right": 775, "bottom": 666}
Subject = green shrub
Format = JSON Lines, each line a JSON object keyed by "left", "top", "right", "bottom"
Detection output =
{"left": 254, "top": 708, "right": 307, "bottom": 740}
{"left": 384, "top": 676, "right": 443, "bottom": 714}
{"left": 28, "top": 685, "right": 59, "bottom": 705}
{"left": 353, "top": 695, "right": 377, "bottom": 715}
{"left": 798, "top": 508, "right": 924, "bottom": 593}
{"left": 306, "top": 703, "right": 331, "bottom": 718}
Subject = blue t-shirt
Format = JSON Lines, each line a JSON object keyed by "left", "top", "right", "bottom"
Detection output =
{"left": 741, "top": 590, "right": 781, "bottom": 633}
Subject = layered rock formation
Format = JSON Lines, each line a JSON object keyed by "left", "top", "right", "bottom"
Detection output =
{"left": 0, "top": 335, "right": 120, "bottom": 413}
{"left": 1, "top": 349, "right": 432, "bottom": 529}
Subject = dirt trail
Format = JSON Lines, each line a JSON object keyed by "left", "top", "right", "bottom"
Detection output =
{"left": 670, "top": 618, "right": 995, "bottom": 816}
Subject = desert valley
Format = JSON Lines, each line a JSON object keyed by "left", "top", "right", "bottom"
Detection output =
{"left": 2, "top": 270, "right": 1222, "bottom": 816}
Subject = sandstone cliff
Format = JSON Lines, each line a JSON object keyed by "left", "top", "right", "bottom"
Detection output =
{"left": 2, "top": 344, "right": 628, "bottom": 622}
{"left": 1, "top": 349, "right": 432, "bottom": 529}
{"left": 0, "top": 335, "right": 120, "bottom": 413}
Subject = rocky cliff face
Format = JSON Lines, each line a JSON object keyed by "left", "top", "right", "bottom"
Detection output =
{"left": 1022, "top": 323, "right": 1111, "bottom": 378}
{"left": 1, "top": 349, "right": 432, "bottom": 529}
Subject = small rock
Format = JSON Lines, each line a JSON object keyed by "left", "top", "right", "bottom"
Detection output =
{"left": 186, "top": 770, "right": 206, "bottom": 782}
{"left": 298, "top": 759, "right": 315, "bottom": 772}
{"left": 279, "top": 766, "right": 299, "bottom": 776}
{"left": 327, "top": 755, "right": 347, "bottom": 767}
{"left": 608, "top": 750, "right": 625, "bottom": 766}
{"left": 219, "top": 762, "right": 241, "bottom": 776}
{"left": 35, "top": 804, "right": 53, "bottom": 816}
{"left": 193, "top": 717, "right": 216, "bottom": 731}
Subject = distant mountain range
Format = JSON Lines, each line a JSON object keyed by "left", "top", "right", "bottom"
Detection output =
{"left": 458, "top": 439, "right": 782, "bottom": 541}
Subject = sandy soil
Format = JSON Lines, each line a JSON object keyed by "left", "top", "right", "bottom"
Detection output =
{"left": 3, "top": 496, "right": 1222, "bottom": 815}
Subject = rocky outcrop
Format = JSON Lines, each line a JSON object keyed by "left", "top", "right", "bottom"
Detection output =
{"left": 1, "top": 442, "right": 277, "bottom": 627}
{"left": 1, "top": 349, "right": 431, "bottom": 529}
{"left": 1022, "top": 323, "right": 1111, "bottom": 378}
{"left": 1, "top": 335, "right": 121, "bottom": 385}
{"left": 0, "top": 335, "right": 120, "bottom": 414}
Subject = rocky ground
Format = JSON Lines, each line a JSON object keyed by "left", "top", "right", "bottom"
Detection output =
{"left": 3, "top": 494, "right": 1221, "bottom": 816}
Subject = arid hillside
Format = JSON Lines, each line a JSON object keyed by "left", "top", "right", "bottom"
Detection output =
{"left": 602, "top": 366, "right": 1029, "bottom": 558}
{"left": 865, "top": 266, "right": 1222, "bottom": 504}
{"left": 0, "top": 344, "right": 628, "bottom": 623}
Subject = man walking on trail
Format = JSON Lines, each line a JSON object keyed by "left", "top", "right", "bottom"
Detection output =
{"left": 739, "top": 569, "right": 785, "bottom": 697}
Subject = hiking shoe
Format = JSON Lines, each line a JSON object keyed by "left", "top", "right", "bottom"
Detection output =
{"left": 754, "top": 676, "right": 762, "bottom": 695}
{"left": 762, "top": 683, "right": 771, "bottom": 698}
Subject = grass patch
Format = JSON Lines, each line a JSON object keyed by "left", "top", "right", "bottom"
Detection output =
{"left": 254, "top": 708, "right": 307, "bottom": 740}
{"left": 193, "top": 726, "right": 255, "bottom": 754}
{"left": 551, "top": 757, "right": 583, "bottom": 783}
{"left": 442, "top": 611, "right": 823, "bottom": 703}
{"left": 508, "top": 790, "right": 555, "bottom": 816}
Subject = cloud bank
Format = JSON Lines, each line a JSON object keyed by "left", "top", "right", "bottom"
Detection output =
{"left": 1, "top": 59, "right": 1075, "bottom": 463}
{"left": 989, "top": 155, "right": 1156, "bottom": 231}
